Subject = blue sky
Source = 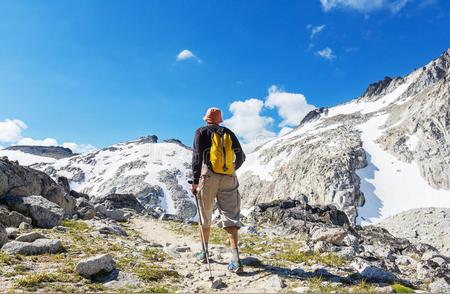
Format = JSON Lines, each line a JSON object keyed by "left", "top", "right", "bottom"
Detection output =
{"left": 0, "top": 0, "right": 449, "bottom": 151}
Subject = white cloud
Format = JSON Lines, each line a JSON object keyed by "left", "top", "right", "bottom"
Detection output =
{"left": 265, "top": 86, "right": 316, "bottom": 127}
{"left": 176, "top": 49, "right": 202, "bottom": 63}
{"left": 307, "top": 24, "right": 326, "bottom": 39}
{"left": 223, "top": 86, "right": 316, "bottom": 152}
{"left": 0, "top": 119, "right": 27, "bottom": 143}
{"left": 17, "top": 137, "right": 58, "bottom": 146}
{"left": 62, "top": 142, "right": 97, "bottom": 154}
{"left": 223, "top": 99, "right": 276, "bottom": 147}
{"left": 319, "top": 0, "right": 411, "bottom": 13}
{"left": 0, "top": 118, "right": 96, "bottom": 154}
{"left": 317, "top": 47, "right": 336, "bottom": 61}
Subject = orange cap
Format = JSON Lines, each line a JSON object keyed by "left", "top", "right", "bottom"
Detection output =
{"left": 203, "top": 107, "right": 223, "bottom": 124}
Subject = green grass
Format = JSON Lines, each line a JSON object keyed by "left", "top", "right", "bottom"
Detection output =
{"left": 392, "top": 283, "right": 414, "bottom": 293}
{"left": 135, "top": 265, "right": 179, "bottom": 282}
{"left": 14, "top": 271, "right": 80, "bottom": 289}
{"left": 143, "top": 248, "right": 169, "bottom": 262}
{"left": 305, "top": 278, "right": 377, "bottom": 294}
{"left": 0, "top": 252, "right": 15, "bottom": 265}
{"left": 61, "top": 219, "right": 89, "bottom": 231}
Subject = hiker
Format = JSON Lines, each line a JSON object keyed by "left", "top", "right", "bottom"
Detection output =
{"left": 191, "top": 107, "right": 246, "bottom": 273}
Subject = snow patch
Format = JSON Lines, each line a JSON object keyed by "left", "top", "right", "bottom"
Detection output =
{"left": 356, "top": 114, "right": 450, "bottom": 225}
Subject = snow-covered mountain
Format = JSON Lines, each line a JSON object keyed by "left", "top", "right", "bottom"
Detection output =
{"left": 4, "top": 136, "right": 197, "bottom": 219}
{"left": 238, "top": 48, "right": 450, "bottom": 225}
{"left": 2, "top": 49, "right": 449, "bottom": 224}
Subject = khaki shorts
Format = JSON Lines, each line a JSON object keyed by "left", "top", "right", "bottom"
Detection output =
{"left": 197, "top": 167, "right": 241, "bottom": 229}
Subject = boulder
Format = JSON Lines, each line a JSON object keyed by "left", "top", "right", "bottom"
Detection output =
{"left": 0, "top": 157, "right": 75, "bottom": 214}
{"left": 19, "top": 222, "right": 32, "bottom": 231}
{"left": 98, "top": 193, "right": 145, "bottom": 213}
{"left": 15, "top": 232, "right": 46, "bottom": 242}
{"left": 75, "top": 253, "right": 116, "bottom": 278}
{"left": 0, "top": 205, "right": 32, "bottom": 227}
{"left": 351, "top": 258, "right": 396, "bottom": 283}
{"left": 1, "top": 239, "right": 63, "bottom": 255}
{"left": 0, "top": 224, "right": 7, "bottom": 247}
{"left": 5, "top": 227, "right": 19, "bottom": 239}
{"left": 57, "top": 176, "right": 71, "bottom": 194}
{"left": 6, "top": 228, "right": 19, "bottom": 239}
{"left": 98, "top": 225, "right": 128, "bottom": 236}
{"left": 1, "top": 195, "right": 64, "bottom": 228}
{"left": 311, "top": 227, "right": 350, "bottom": 246}
{"left": 69, "top": 190, "right": 89, "bottom": 200}
{"left": 76, "top": 198, "right": 96, "bottom": 220}
{"left": 94, "top": 204, "right": 128, "bottom": 222}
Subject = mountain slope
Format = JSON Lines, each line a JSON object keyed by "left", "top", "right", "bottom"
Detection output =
{"left": 238, "top": 48, "right": 450, "bottom": 224}
{"left": 29, "top": 136, "right": 197, "bottom": 219}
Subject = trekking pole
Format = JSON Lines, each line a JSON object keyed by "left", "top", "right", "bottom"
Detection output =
{"left": 188, "top": 180, "right": 214, "bottom": 284}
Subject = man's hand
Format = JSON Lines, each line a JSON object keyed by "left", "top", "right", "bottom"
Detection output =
{"left": 191, "top": 184, "right": 198, "bottom": 196}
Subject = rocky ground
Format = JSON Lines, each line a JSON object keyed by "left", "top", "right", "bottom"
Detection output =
{"left": 376, "top": 207, "right": 450, "bottom": 256}
{"left": 1, "top": 157, "right": 449, "bottom": 293}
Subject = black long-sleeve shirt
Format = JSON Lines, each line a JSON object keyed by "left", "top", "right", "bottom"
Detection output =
{"left": 192, "top": 124, "right": 246, "bottom": 184}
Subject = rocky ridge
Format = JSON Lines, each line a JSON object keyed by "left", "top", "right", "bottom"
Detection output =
{"left": 5, "top": 145, "right": 75, "bottom": 159}
{"left": 238, "top": 48, "right": 450, "bottom": 224}
{"left": 28, "top": 135, "right": 197, "bottom": 220}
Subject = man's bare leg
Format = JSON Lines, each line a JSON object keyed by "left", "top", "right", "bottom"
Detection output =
{"left": 225, "top": 226, "right": 239, "bottom": 249}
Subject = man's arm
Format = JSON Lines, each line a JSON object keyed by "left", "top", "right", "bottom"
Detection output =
{"left": 192, "top": 128, "right": 203, "bottom": 185}
{"left": 230, "top": 131, "right": 246, "bottom": 170}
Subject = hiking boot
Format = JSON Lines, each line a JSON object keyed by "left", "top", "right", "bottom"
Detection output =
{"left": 227, "top": 260, "right": 244, "bottom": 274}
{"left": 196, "top": 251, "right": 208, "bottom": 264}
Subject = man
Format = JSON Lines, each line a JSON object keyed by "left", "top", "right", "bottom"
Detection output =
{"left": 191, "top": 107, "right": 246, "bottom": 273}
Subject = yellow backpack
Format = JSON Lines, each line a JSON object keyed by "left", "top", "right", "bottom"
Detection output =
{"left": 209, "top": 129, "right": 235, "bottom": 175}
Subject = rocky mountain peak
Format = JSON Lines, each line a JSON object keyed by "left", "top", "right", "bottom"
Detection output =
{"left": 360, "top": 76, "right": 402, "bottom": 101}
{"left": 135, "top": 135, "right": 158, "bottom": 144}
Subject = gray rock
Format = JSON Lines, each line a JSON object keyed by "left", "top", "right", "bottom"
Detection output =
{"left": 97, "top": 193, "right": 145, "bottom": 213}
{"left": 15, "top": 232, "right": 46, "bottom": 242}
{"left": 19, "top": 222, "right": 32, "bottom": 231}
{"left": 103, "top": 271, "right": 141, "bottom": 288}
{"left": 6, "top": 227, "right": 19, "bottom": 239}
{"left": 0, "top": 157, "right": 75, "bottom": 214}
{"left": 1, "top": 238, "right": 62, "bottom": 255}
{"left": 174, "top": 245, "right": 191, "bottom": 253}
{"left": 94, "top": 204, "right": 128, "bottom": 222}
{"left": 211, "top": 278, "right": 227, "bottom": 289}
{"left": 0, "top": 205, "right": 32, "bottom": 227}
{"left": 98, "top": 225, "right": 128, "bottom": 236}
{"left": 1, "top": 195, "right": 64, "bottom": 228}
{"left": 351, "top": 258, "right": 396, "bottom": 283}
{"left": 0, "top": 224, "right": 7, "bottom": 247}
{"left": 428, "top": 278, "right": 450, "bottom": 293}
{"left": 76, "top": 198, "right": 96, "bottom": 220}
{"left": 75, "top": 253, "right": 116, "bottom": 278}
{"left": 335, "top": 246, "right": 357, "bottom": 259}
{"left": 263, "top": 275, "right": 286, "bottom": 291}
{"left": 53, "top": 225, "right": 68, "bottom": 232}
{"left": 311, "top": 227, "right": 350, "bottom": 246}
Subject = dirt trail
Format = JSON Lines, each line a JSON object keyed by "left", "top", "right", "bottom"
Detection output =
{"left": 131, "top": 217, "right": 279, "bottom": 293}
